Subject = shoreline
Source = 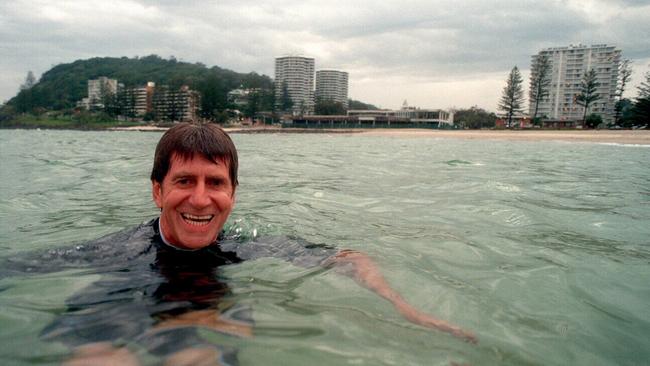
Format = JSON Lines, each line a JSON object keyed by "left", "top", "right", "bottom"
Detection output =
{"left": 358, "top": 129, "right": 650, "bottom": 145}
{"left": 5, "top": 125, "right": 649, "bottom": 144}
{"left": 206, "top": 126, "right": 650, "bottom": 145}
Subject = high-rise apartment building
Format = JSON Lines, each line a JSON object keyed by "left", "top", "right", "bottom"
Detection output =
{"left": 275, "top": 56, "right": 315, "bottom": 115}
{"left": 315, "top": 70, "right": 349, "bottom": 108}
{"left": 81, "top": 76, "right": 118, "bottom": 109}
{"left": 529, "top": 44, "right": 620, "bottom": 124}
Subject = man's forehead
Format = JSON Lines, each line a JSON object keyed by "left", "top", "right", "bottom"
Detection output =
{"left": 169, "top": 152, "right": 229, "bottom": 169}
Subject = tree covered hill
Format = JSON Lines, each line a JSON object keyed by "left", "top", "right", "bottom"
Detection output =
{"left": 348, "top": 99, "right": 379, "bottom": 110}
{"left": 7, "top": 55, "right": 274, "bottom": 111}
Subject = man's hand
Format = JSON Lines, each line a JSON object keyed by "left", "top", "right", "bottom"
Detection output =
{"left": 397, "top": 303, "right": 477, "bottom": 343}
{"left": 153, "top": 309, "right": 253, "bottom": 338}
{"left": 63, "top": 342, "right": 139, "bottom": 366}
{"left": 333, "top": 250, "right": 477, "bottom": 344}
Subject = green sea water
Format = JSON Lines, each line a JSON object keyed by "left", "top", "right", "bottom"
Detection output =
{"left": 0, "top": 129, "right": 649, "bottom": 365}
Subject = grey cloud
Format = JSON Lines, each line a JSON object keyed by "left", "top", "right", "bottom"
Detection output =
{"left": 1, "top": 0, "right": 649, "bottom": 105}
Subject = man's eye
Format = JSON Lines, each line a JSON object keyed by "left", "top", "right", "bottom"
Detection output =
{"left": 177, "top": 178, "right": 190, "bottom": 185}
{"left": 209, "top": 179, "right": 223, "bottom": 186}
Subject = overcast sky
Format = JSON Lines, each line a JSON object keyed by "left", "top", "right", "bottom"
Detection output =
{"left": 1, "top": 0, "right": 649, "bottom": 110}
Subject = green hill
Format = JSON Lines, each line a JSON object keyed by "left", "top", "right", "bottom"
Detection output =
{"left": 6, "top": 55, "right": 274, "bottom": 112}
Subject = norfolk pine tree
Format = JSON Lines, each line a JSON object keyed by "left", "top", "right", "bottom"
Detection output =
{"left": 280, "top": 80, "right": 293, "bottom": 113}
{"left": 16, "top": 71, "right": 37, "bottom": 113}
{"left": 632, "top": 70, "right": 650, "bottom": 125}
{"left": 498, "top": 66, "right": 525, "bottom": 128}
{"left": 529, "top": 55, "right": 551, "bottom": 121}
{"left": 615, "top": 59, "right": 632, "bottom": 125}
{"left": 575, "top": 69, "right": 600, "bottom": 127}
{"left": 21, "top": 71, "right": 36, "bottom": 90}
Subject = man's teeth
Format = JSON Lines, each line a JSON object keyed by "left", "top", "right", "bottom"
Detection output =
{"left": 181, "top": 213, "right": 214, "bottom": 225}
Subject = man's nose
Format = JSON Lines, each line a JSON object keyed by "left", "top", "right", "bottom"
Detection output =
{"left": 188, "top": 181, "right": 211, "bottom": 208}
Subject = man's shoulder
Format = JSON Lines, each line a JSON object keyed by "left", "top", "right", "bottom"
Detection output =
{"left": 86, "top": 219, "right": 158, "bottom": 255}
{"left": 219, "top": 234, "right": 337, "bottom": 268}
{"left": 1, "top": 219, "right": 159, "bottom": 276}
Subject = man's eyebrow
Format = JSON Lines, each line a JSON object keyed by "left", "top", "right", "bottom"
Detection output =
{"left": 170, "top": 171, "right": 228, "bottom": 179}
{"left": 170, "top": 171, "right": 195, "bottom": 178}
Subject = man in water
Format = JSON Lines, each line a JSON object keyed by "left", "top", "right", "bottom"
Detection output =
{"left": 8, "top": 123, "right": 475, "bottom": 365}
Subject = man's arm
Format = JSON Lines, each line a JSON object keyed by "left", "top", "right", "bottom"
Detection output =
{"left": 332, "top": 250, "right": 477, "bottom": 344}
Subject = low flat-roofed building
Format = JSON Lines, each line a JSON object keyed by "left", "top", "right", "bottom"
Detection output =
{"left": 346, "top": 103, "right": 453, "bottom": 126}
{"left": 284, "top": 104, "right": 453, "bottom": 129}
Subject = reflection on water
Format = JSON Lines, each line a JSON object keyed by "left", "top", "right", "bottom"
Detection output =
{"left": 1, "top": 130, "right": 649, "bottom": 365}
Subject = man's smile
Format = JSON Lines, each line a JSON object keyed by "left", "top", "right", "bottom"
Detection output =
{"left": 180, "top": 213, "right": 215, "bottom": 226}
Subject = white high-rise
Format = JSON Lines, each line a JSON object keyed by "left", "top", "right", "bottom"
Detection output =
{"left": 274, "top": 56, "right": 315, "bottom": 115}
{"left": 315, "top": 70, "right": 349, "bottom": 108}
{"left": 529, "top": 44, "right": 620, "bottom": 124}
{"left": 87, "top": 76, "right": 118, "bottom": 107}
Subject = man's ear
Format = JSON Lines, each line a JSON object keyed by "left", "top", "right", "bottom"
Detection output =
{"left": 152, "top": 180, "right": 163, "bottom": 209}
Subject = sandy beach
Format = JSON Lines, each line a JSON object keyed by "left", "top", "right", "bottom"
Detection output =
{"left": 111, "top": 125, "right": 650, "bottom": 145}
{"left": 358, "top": 129, "right": 650, "bottom": 145}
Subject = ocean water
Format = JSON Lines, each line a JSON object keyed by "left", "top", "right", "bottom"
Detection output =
{"left": 0, "top": 129, "right": 649, "bottom": 365}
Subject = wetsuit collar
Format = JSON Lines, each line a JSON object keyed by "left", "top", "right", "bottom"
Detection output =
{"left": 157, "top": 217, "right": 200, "bottom": 252}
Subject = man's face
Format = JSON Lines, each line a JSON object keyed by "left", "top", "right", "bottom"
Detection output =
{"left": 152, "top": 153, "right": 235, "bottom": 250}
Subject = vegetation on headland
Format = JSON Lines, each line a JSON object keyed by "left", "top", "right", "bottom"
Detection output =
{"left": 348, "top": 99, "right": 379, "bottom": 110}
{"left": 0, "top": 109, "right": 142, "bottom": 130}
{"left": 4, "top": 55, "right": 277, "bottom": 125}
{"left": 7, "top": 55, "right": 273, "bottom": 112}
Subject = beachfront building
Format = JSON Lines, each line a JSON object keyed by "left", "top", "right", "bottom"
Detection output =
{"left": 151, "top": 84, "right": 200, "bottom": 122}
{"left": 274, "top": 56, "right": 315, "bottom": 115}
{"left": 125, "top": 82, "right": 200, "bottom": 121}
{"left": 76, "top": 77, "right": 198, "bottom": 121}
{"left": 315, "top": 70, "right": 349, "bottom": 108}
{"left": 78, "top": 76, "right": 118, "bottom": 110}
{"left": 227, "top": 88, "right": 261, "bottom": 108}
{"left": 132, "top": 82, "right": 156, "bottom": 117}
{"left": 530, "top": 44, "right": 621, "bottom": 125}
{"left": 286, "top": 103, "right": 453, "bottom": 128}
{"left": 394, "top": 101, "right": 453, "bottom": 126}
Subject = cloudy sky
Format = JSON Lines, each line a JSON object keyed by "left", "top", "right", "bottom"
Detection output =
{"left": 1, "top": 0, "right": 649, "bottom": 110}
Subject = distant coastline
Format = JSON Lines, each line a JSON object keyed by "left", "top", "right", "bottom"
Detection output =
{"left": 3, "top": 123, "right": 648, "bottom": 145}
{"left": 112, "top": 125, "right": 650, "bottom": 145}
{"left": 359, "top": 128, "right": 650, "bottom": 145}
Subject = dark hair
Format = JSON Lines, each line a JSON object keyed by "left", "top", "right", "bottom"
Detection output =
{"left": 151, "top": 123, "right": 238, "bottom": 187}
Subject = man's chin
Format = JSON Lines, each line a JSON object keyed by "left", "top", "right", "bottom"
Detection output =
{"left": 173, "top": 230, "right": 218, "bottom": 250}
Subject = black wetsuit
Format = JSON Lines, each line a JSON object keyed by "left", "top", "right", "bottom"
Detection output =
{"left": 1, "top": 218, "right": 335, "bottom": 364}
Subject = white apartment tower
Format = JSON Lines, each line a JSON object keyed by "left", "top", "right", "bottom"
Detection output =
{"left": 530, "top": 44, "right": 621, "bottom": 124}
{"left": 275, "top": 56, "right": 315, "bottom": 115}
{"left": 86, "top": 76, "right": 118, "bottom": 108}
{"left": 315, "top": 70, "right": 349, "bottom": 108}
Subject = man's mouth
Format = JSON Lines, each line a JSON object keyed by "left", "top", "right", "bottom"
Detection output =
{"left": 180, "top": 213, "right": 214, "bottom": 226}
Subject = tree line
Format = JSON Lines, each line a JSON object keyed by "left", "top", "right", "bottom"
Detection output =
{"left": 498, "top": 57, "right": 649, "bottom": 128}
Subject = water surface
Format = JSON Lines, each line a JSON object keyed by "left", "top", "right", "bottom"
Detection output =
{"left": 1, "top": 130, "right": 649, "bottom": 365}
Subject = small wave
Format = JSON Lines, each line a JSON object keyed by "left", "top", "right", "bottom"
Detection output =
{"left": 445, "top": 159, "right": 473, "bottom": 166}
{"left": 595, "top": 142, "right": 650, "bottom": 148}
{"left": 495, "top": 182, "right": 521, "bottom": 193}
